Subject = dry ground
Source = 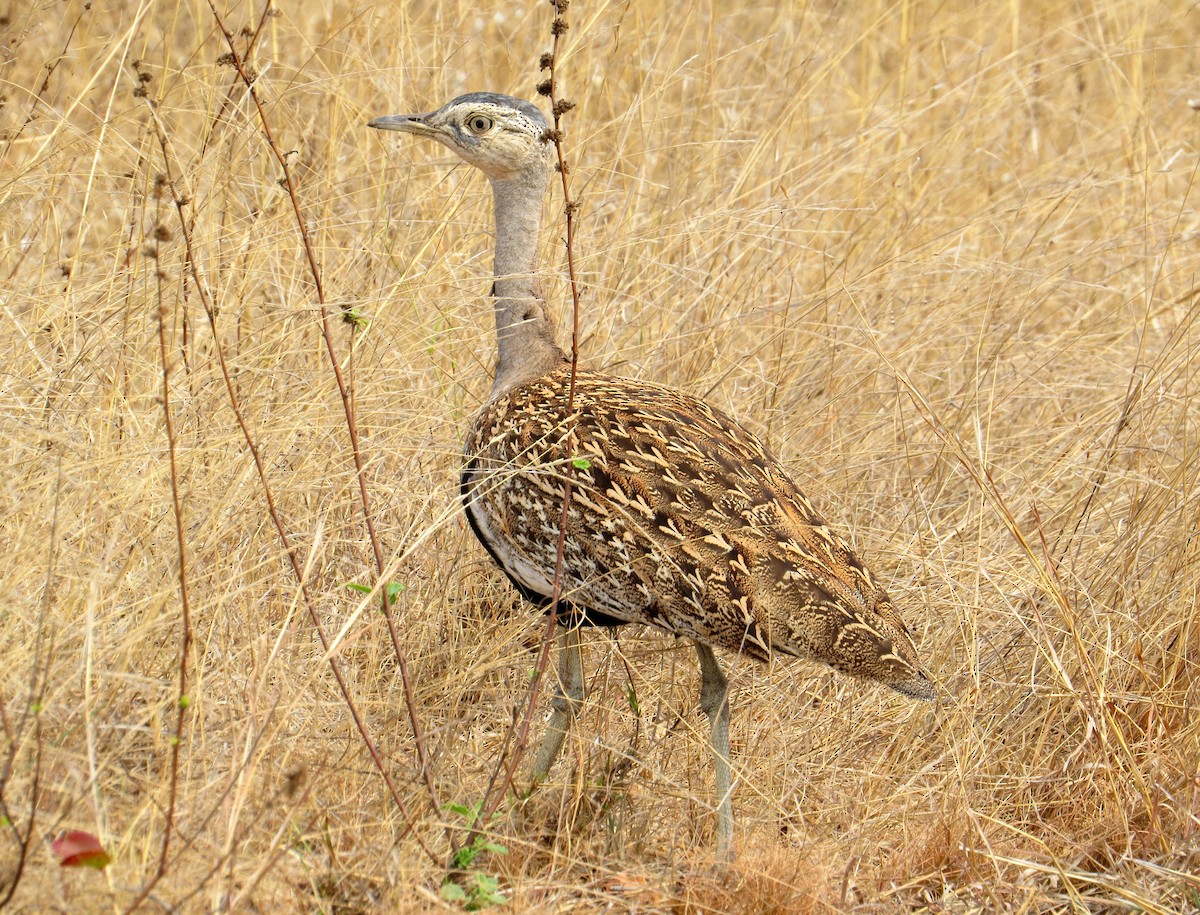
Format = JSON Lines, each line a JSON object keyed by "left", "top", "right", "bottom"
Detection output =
{"left": 2, "top": 0, "right": 1198, "bottom": 911}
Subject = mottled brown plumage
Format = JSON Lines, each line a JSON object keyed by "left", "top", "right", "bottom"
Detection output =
{"left": 463, "top": 369, "right": 930, "bottom": 695}
{"left": 370, "top": 92, "right": 934, "bottom": 857}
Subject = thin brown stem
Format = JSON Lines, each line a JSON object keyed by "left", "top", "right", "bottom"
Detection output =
{"left": 196, "top": 3, "right": 276, "bottom": 162}
{"left": 203, "top": 1, "right": 441, "bottom": 827}
{"left": 472, "top": 0, "right": 585, "bottom": 837}
{"left": 125, "top": 227, "right": 195, "bottom": 912}
{"left": 1, "top": 1, "right": 90, "bottom": 159}
{"left": 0, "top": 457, "right": 60, "bottom": 907}
{"left": 142, "top": 100, "right": 438, "bottom": 866}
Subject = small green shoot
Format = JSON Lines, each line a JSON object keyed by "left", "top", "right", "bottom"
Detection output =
{"left": 441, "top": 801, "right": 508, "bottom": 909}
{"left": 1184, "top": 886, "right": 1200, "bottom": 911}
{"left": 344, "top": 580, "right": 406, "bottom": 607}
{"left": 440, "top": 873, "right": 507, "bottom": 910}
{"left": 341, "top": 306, "right": 369, "bottom": 330}
{"left": 444, "top": 800, "right": 480, "bottom": 822}
{"left": 450, "top": 832, "right": 508, "bottom": 871}
{"left": 571, "top": 456, "right": 591, "bottom": 470}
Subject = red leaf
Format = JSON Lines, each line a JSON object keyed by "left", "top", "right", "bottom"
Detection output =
{"left": 51, "top": 830, "right": 111, "bottom": 869}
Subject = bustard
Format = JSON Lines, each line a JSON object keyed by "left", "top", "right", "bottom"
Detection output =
{"left": 369, "top": 92, "right": 935, "bottom": 856}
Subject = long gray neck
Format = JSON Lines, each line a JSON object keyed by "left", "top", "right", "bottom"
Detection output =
{"left": 488, "top": 168, "right": 566, "bottom": 398}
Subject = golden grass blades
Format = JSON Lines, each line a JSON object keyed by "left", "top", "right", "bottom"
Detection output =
{"left": 1, "top": 0, "right": 1196, "bottom": 910}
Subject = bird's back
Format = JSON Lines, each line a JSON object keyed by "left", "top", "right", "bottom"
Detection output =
{"left": 462, "top": 367, "right": 934, "bottom": 699}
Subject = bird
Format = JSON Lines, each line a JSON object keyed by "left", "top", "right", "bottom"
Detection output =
{"left": 369, "top": 92, "right": 935, "bottom": 857}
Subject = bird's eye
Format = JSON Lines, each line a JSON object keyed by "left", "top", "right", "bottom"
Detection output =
{"left": 466, "top": 115, "right": 494, "bottom": 134}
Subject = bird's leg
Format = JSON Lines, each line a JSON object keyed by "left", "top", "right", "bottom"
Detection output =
{"left": 529, "top": 626, "right": 585, "bottom": 783}
{"left": 695, "top": 641, "right": 733, "bottom": 859}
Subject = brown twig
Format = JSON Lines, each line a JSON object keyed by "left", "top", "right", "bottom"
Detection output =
{"left": 140, "top": 99, "right": 438, "bottom": 866}
{"left": 203, "top": 1, "right": 442, "bottom": 828}
{"left": 2, "top": 3, "right": 94, "bottom": 283}
{"left": 197, "top": 3, "right": 277, "bottom": 162}
{"left": 0, "top": 1, "right": 90, "bottom": 160}
{"left": 124, "top": 209, "right": 196, "bottom": 911}
{"left": 0, "top": 707, "right": 41, "bottom": 910}
{"left": 0, "top": 457, "right": 60, "bottom": 907}
{"left": 540, "top": 1, "right": 585, "bottom": 378}
{"left": 471, "top": 0, "right": 585, "bottom": 837}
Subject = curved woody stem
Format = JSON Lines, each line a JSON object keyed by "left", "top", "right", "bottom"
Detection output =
{"left": 204, "top": 0, "right": 442, "bottom": 838}
{"left": 472, "top": 0, "right": 584, "bottom": 837}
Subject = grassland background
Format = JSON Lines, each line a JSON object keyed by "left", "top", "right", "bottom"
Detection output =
{"left": 2, "top": 0, "right": 1198, "bottom": 911}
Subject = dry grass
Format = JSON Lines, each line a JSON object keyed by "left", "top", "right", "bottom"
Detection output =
{"left": 2, "top": 0, "right": 1198, "bottom": 911}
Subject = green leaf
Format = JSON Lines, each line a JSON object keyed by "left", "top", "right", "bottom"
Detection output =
{"left": 452, "top": 846, "right": 478, "bottom": 869}
{"left": 571, "top": 457, "right": 591, "bottom": 470}
{"left": 444, "top": 801, "right": 477, "bottom": 819}
{"left": 439, "top": 881, "right": 467, "bottom": 903}
{"left": 342, "top": 307, "right": 369, "bottom": 330}
{"left": 345, "top": 581, "right": 406, "bottom": 607}
{"left": 469, "top": 873, "right": 507, "bottom": 907}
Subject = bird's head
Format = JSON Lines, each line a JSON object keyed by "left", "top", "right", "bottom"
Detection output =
{"left": 368, "top": 92, "right": 553, "bottom": 181}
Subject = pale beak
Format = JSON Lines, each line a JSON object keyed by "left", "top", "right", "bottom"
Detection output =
{"left": 367, "top": 113, "right": 435, "bottom": 136}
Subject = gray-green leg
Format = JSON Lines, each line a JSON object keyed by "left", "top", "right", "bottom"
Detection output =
{"left": 530, "top": 627, "right": 585, "bottom": 782}
{"left": 695, "top": 641, "right": 733, "bottom": 858}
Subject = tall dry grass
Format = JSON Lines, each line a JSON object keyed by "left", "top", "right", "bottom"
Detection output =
{"left": 1, "top": 0, "right": 1197, "bottom": 910}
